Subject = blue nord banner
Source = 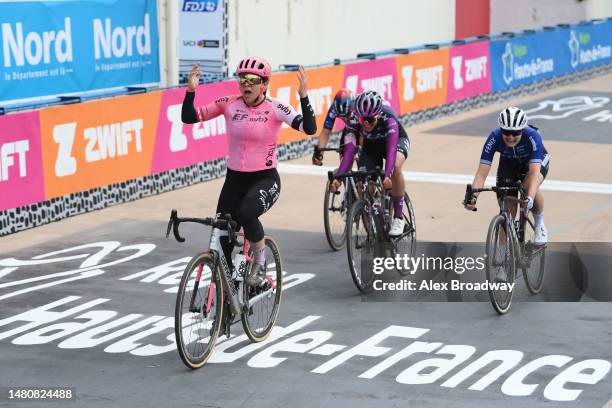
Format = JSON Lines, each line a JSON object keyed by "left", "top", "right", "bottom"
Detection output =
{"left": 489, "top": 29, "right": 566, "bottom": 92}
{"left": 0, "top": 0, "right": 160, "bottom": 103}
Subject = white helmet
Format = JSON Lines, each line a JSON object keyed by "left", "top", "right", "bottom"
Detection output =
{"left": 498, "top": 106, "right": 527, "bottom": 131}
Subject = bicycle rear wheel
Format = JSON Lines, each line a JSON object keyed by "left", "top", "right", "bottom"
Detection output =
{"left": 175, "top": 252, "right": 223, "bottom": 369}
{"left": 522, "top": 212, "right": 546, "bottom": 294}
{"left": 242, "top": 236, "right": 283, "bottom": 342}
{"left": 485, "top": 215, "right": 516, "bottom": 315}
{"left": 323, "top": 178, "right": 349, "bottom": 251}
{"left": 391, "top": 192, "right": 417, "bottom": 276}
{"left": 347, "top": 199, "right": 376, "bottom": 293}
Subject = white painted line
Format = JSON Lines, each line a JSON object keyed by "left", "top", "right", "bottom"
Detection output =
{"left": 277, "top": 163, "right": 612, "bottom": 195}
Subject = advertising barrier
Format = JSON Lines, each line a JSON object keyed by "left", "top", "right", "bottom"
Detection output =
{"left": 151, "top": 80, "right": 236, "bottom": 174}
{"left": 0, "top": 0, "right": 160, "bottom": 103}
{"left": 447, "top": 41, "right": 492, "bottom": 102}
{"left": 2, "top": 20, "right": 611, "bottom": 231}
{"left": 490, "top": 30, "right": 566, "bottom": 92}
{"left": 269, "top": 65, "right": 346, "bottom": 142}
{"left": 396, "top": 48, "right": 450, "bottom": 115}
{"left": 0, "top": 111, "right": 45, "bottom": 211}
{"left": 563, "top": 21, "right": 612, "bottom": 72}
{"left": 39, "top": 93, "right": 162, "bottom": 200}
{"left": 343, "top": 57, "right": 401, "bottom": 113}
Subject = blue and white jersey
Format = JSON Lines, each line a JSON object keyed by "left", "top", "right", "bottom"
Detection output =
{"left": 480, "top": 126, "right": 548, "bottom": 166}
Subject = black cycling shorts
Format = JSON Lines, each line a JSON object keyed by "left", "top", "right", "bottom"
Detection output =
{"left": 357, "top": 137, "right": 410, "bottom": 171}
{"left": 217, "top": 168, "right": 281, "bottom": 242}
{"left": 496, "top": 154, "right": 550, "bottom": 198}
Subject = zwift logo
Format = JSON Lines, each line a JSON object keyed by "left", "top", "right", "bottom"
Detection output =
{"left": 501, "top": 42, "right": 554, "bottom": 85}
{"left": 1, "top": 18, "right": 73, "bottom": 68}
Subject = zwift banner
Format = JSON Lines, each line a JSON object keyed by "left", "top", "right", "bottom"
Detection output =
{"left": 0, "top": 0, "right": 160, "bottom": 103}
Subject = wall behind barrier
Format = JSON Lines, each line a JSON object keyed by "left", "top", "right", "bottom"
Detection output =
{"left": 1, "top": 20, "right": 611, "bottom": 214}
{"left": 227, "top": 0, "right": 456, "bottom": 73}
{"left": 0, "top": 0, "right": 160, "bottom": 104}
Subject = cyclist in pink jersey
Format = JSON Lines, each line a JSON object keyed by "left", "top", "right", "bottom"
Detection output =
{"left": 181, "top": 57, "right": 317, "bottom": 286}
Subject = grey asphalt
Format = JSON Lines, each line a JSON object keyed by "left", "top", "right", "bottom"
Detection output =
{"left": 426, "top": 91, "right": 612, "bottom": 144}
{"left": 0, "top": 220, "right": 610, "bottom": 408}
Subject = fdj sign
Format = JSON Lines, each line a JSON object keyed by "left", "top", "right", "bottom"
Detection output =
{"left": 182, "top": 0, "right": 218, "bottom": 12}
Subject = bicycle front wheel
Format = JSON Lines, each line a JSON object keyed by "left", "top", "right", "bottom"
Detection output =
{"left": 392, "top": 192, "right": 417, "bottom": 276}
{"left": 347, "top": 199, "right": 376, "bottom": 293}
{"left": 485, "top": 215, "right": 516, "bottom": 315}
{"left": 175, "top": 252, "right": 223, "bottom": 369}
{"left": 522, "top": 212, "right": 546, "bottom": 294}
{"left": 323, "top": 178, "right": 349, "bottom": 251}
{"left": 242, "top": 236, "right": 283, "bottom": 342}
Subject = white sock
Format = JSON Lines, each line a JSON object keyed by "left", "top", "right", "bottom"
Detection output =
{"left": 254, "top": 246, "right": 265, "bottom": 266}
{"left": 534, "top": 212, "right": 544, "bottom": 228}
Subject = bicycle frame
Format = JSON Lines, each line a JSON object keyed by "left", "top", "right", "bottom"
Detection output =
{"left": 468, "top": 183, "right": 531, "bottom": 269}
{"left": 208, "top": 227, "right": 244, "bottom": 315}
{"left": 167, "top": 211, "right": 276, "bottom": 317}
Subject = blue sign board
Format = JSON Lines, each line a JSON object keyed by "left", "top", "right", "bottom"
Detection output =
{"left": 0, "top": 0, "right": 160, "bottom": 103}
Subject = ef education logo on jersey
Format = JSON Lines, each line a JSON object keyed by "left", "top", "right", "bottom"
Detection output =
{"left": 232, "top": 113, "right": 248, "bottom": 122}
{"left": 182, "top": 0, "right": 218, "bottom": 12}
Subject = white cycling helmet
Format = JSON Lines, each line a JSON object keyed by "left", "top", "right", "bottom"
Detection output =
{"left": 498, "top": 106, "right": 527, "bottom": 131}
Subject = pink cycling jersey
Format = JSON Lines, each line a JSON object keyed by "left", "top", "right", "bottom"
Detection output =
{"left": 195, "top": 95, "right": 304, "bottom": 172}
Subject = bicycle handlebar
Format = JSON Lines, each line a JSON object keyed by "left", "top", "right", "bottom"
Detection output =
{"left": 166, "top": 209, "right": 238, "bottom": 244}
{"left": 318, "top": 147, "right": 343, "bottom": 153}
{"left": 328, "top": 167, "right": 384, "bottom": 183}
{"left": 463, "top": 181, "right": 527, "bottom": 212}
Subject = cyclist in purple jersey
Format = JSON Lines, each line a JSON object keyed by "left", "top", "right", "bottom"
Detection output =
{"left": 464, "top": 106, "right": 549, "bottom": 244}
{"left": 312, "top": 89, "right": 358, "bottom": 167}
{"left": 181, "top": 57, "right": 317, "bottom": 286}
{"left": 334, "top": 90, "right": 411, "bottom": 236}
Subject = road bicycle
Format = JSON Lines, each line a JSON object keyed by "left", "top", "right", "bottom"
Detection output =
{"left": 464, "top": 182, "right": 546, "bottom": 314}
{"left": 167, "top": 210, "right": 282, "bottom": 368}
{"left": 334, "top": 168, "right": 417, "bottom": 293}
{"left": 319, "top": 146, "right": 359, "bottom": 251}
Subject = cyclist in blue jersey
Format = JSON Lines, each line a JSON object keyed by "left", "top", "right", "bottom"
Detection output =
{"left": 334, "top": 90, "right": 411, "bottom": 237}
{"left": 312, "top": 89, "right": 358, "bottom": 166}
{"left": 464, "top": 106, "right": 549, "bottom": 245}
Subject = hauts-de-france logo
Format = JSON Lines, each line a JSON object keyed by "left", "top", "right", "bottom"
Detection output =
{"left": 569, "top": 29, "right": 611, "bottom": 68}
{"left": 502, "top": 43, "right": 527, "bottom": 84}
{"left": 501, "top": 41, "right": 554, "bottom": 85}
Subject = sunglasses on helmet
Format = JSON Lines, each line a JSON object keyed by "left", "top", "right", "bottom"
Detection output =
{"left": 502, "top": 129, "right": 522, "bottom": 137}
{"left": 238, "top": 73, "right": 264, "bottom": 86}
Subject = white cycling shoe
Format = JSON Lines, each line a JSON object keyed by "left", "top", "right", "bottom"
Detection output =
{"left": 389, "top": 217, "right": 405, "bottom": 237}
{"left": 534, "top": 224, "right": 548, "bottom": 245}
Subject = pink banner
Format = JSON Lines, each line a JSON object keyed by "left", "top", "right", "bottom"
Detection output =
{"left": 342, "top": 57, "right": 401, "bottom": 113}
{"left": 446, "top": 41, "right": 492, "bottom": 103}
{"left": 151, "top": 81, "right": 239, "bottom": 174}
{"left": 0, "top": 111, "right": 45, "bottom": 211}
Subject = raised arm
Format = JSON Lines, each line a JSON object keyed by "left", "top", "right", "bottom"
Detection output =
{"left": 181, "top": 63, "right": 227, "bottom": 124}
